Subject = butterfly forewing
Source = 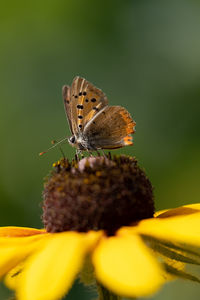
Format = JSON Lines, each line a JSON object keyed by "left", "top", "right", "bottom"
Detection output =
{"left": 84, "top": 106, "right": 136, "bottom": 149}
{"left": 62, "top": 85, "right": 73, "bottom": 134}
{"left": 70, "top": 76, "right": 108, "bottom": 135}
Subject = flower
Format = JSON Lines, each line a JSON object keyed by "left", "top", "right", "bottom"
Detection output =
{"left": 1, "top": 155, "right": 200, "bottom": 300}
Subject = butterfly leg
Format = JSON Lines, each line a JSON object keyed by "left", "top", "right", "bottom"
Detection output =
{"left": 75, "top": 150, "right": 79, "bottom": 162}
{"left": 76, "top": 149, "right": 85, "bottom": 160}
{"left": 95, "top": 149, "right": 107, "bottom": 158}
{"left": 101, "top": 149, "right": 107, "bottom": 158}
{"left": 76, "top": 149, "right": 82, "bottom": 161}
{"left": 95, "top": 149, "right": 101, "bottom": 157}
{"left": 89, "top": 147, "right": 100, "bottom": 157}
{"left": 87, "top": 150, "right": 93, "bottom": 157}
{"left": 108, "top": 151, "right": 112, "bottom": 160}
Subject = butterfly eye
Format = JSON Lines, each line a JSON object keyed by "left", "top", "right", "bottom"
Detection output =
{"left": 69, "top": 136, "right": 76, "bottom": 144}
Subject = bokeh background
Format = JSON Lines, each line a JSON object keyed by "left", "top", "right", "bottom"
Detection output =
{"left": 0, "top": 0, "right": 200, "bottom": 299}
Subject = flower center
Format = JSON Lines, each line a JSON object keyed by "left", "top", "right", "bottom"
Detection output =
{"left": 42, "top": 155, "right": 154, "bottom": 235}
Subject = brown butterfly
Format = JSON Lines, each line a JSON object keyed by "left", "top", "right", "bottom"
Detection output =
{"left": 62, "top": 76, "right": 136, "bottom": 156}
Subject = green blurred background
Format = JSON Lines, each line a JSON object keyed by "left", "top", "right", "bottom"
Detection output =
{"left": 0, "top": 0, "right": 200, "bottom": 299}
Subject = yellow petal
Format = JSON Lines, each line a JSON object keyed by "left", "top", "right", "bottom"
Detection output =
{"left": 4, "top": 262, "right": 24, "bottom": 290}
{"left": 163, "top": 262, "right": 200, "bottom": 283}
{"left": 0, "top": 234, "right": 47, "bottom": 277}
{"left": 155, "top": 204, "right": 200, "bottom": 218}
{"left": 136, "top": 210, "right": 200, "bottom": 247}
{"left": 0, "top": 227, "right": 46, "bottom": 237}
{"left": 161, "top": 258, "right": 185, "bottom": 281}
{"left": 154, "top": 209, "right": 169, "bottom": 217}
{"left": 93, "top": 234, "right": 164, "bottom": 298}
{"left": 141, "top": 234, "right": 200, "bottom": 265}
{"left": 17, "top": 231, "right": 102, "bottom": 300}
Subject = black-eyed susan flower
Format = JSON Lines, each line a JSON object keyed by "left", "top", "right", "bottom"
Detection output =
{"left": 1, "top": 155, "right": 200, "bottom": 300}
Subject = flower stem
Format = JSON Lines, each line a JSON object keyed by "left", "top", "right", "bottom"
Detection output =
{"left": 97, "top": 282, "right": 122, "bottom": 300}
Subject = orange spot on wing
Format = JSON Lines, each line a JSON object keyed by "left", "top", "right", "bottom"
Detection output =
{"left": 123, "top": 136, "right": 133, "bottom": 146}
{"left": 119, "top": 110, "right": 136, "bottom": 135}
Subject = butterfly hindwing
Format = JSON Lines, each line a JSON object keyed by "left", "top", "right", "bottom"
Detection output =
{"left": 69, "top": 76, "right": 108, "bottom": 135}
{"left": 83, "top": 106, "right": 136, "bottom": 149}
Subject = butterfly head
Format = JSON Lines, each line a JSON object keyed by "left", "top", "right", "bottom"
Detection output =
{"left": 68, "top": 135, "right": 77, "bottom": 147}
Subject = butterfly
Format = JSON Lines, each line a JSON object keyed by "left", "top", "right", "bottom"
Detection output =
{"left": 62, "top": 76, "right": 136, "bottom": 156}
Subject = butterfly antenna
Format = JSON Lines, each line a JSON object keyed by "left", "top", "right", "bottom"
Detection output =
{"left": 51, "top": 140, "right": 66, "bottom": 158}
{"left": 39, "top": 137, "right": 68, "bottom": 156}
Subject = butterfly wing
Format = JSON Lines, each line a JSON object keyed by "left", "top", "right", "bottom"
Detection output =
{"left": 83, "top": 106, "right": 136, "bottom": 149}
{"left": 62, "top": 85, "right": 73, "bottom": 134}
{"left": 69, "top": 76, "right": 108, "bottom": 135}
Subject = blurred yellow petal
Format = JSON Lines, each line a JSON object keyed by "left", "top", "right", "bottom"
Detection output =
{"left": 161, "top": 258, "right": 185, "bottom": 281}
{"left": 0, "top": 234, "right": 47, "bottom": 277}
{"left": 93, "top": 234, "right": 164, "bottom": 298}
{"left": 0, "top": 227, "right": 46, "bottom": 237}
{"left": 155, "top": 204, "right": 200, "bottom": 218}
{"left": 154, "top": 209, "right": 168, "bottom": 217}
{"left": 141, "top": 234, "right": 200, "bottom": 265}
{"left": 141, "top": 239, "right": 186, "bottom": 281}
{"left": 163, "top": 262, "right": 200, "bottom": 283}
{"left": 17, "top": 231, "right": 102, "bottom": 300}
{"left": 136, "top": 211, "right": 200, "bottom": 246}
{"left": 4, "top": 262, "right": 24, "bottom": 290}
